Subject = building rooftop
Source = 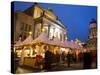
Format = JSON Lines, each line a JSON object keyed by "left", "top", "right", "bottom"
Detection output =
{"left": 23, "top": 3, "right": 66, "bottom": 30}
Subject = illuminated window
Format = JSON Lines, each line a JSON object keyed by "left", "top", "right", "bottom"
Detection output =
{"left": 54, "top": 28, "right": 60, "bottom": 39}
{"left": 49, "top": 28, "right": 54, "bottom": 39}
{"left": 60, "top": 33, "right": 62, "bottom": 41}
{"left": 43, "top": 26, "right": 48, "bottom": 33}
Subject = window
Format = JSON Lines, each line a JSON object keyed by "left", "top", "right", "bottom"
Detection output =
{"left": 29, "top": 25, "right": 31, "bottom": 31}
{"left": 25, "top": 24, "right": 27, "bottom": 31}
{"left": 49, "top": 28, "right": 54, "bottom": 40}
{"left": 20, "top": 23, "right": 24, "bottom": 30}
{"left": 34, "top": 23, "right": 41, "bottom": 38}
{"left": 60, "top": 33, "right": 62, "bottom": 41}
{"left": 23, "top": 35, "right": 26, "bottom": 39}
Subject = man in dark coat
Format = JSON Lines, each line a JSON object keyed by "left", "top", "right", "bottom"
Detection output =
{"left": 67, "top": 51, "right": 71, "bottom": 67}
{"left": 61, "top": 51, "right": 66, "bottom": 63}
{"left": 83, "top": 49, "right": 92, "bottom": 69}
{"left": 44, "top": 47, "right": 53, "bottom": 71}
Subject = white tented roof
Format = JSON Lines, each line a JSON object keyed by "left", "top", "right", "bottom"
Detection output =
{"left": 14, "top": 39, "right": 22, "bottom": 46}
{"left": 50, "top": 37, "right": 61, "bottom": 46}
{"left": 22, "top": 35, "right": 33, "bottom": 45}
{"left": 32, "top": 32, "right": 50, "bottom": 44}
{"left": 68, "top": 41, "right": 80, "bottom": 49}
{"left": 62, "top": 41, "right": 71, "bottom": 48}
{"left": 60, "top": 41, "right": 80, "bottom": 49}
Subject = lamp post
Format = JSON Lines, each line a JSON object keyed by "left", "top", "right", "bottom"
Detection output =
{"left": 41, "top": 28, "right": 46, "bottom": 32}
{"left": 29, "top": 31, "right": 32, "bottom": 35}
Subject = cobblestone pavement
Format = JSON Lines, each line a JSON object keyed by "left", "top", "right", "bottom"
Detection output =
{"left": 16, "top": 62, "right": 97, "bottom": 74}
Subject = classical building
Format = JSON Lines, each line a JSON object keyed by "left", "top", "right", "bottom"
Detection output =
{"left": 14, "top": 3, "right": 67, "bottom": 42}
{"left": 87, "top": 19, "right": 97, "bottom": 50}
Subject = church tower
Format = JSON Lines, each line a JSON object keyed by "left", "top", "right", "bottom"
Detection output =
{"left": 87, "top": 19, "right": 97, "bottom": 50}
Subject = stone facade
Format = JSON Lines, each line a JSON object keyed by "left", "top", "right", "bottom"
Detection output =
{"left": 14, "top": 3, "right": 67, "bottom": 42}
{"left": 14, "top": 12, "right": 34, "bottom": 41}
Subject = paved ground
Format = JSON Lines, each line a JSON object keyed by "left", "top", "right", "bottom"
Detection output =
{"left": 16, "top": 62, "right": 97, "bottom": 74}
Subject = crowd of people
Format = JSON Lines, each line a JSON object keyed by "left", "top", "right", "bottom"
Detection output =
{"left": 12, "top": 46, "right": 97, "bottom": 73}
{"left": 35, "top": 46, "right": 97, "bottom": 71}
{"left": 34, "top": 46, "right": 96, "bottom": 71}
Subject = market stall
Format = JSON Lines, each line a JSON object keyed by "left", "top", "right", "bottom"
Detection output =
{"left": 14, "top": 38, "right": 23, "bottom": 57}
{"left": 19, "top": 34, "right": 35, "bottom": 66}
{"left": 20, "top": 32, "right": 51, "bottom": 68}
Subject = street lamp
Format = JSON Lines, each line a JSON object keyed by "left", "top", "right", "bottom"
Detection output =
{"left": 29, "top": 31, "right": 32, "bottom": 35}
{"left": 42, "top": 28, "right": 46, "bottom": 32}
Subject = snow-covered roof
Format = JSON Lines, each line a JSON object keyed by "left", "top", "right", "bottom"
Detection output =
{"left": 32, "top": 32, "right": 50, "bottom": 44}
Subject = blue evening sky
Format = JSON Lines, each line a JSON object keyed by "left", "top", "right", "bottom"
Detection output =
{"left": 13, "top": 1, "right": 97, "bottom": 42}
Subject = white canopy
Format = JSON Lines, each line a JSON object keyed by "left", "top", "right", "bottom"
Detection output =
{"left": 60, "top": 41, "right": 71, "bottom": 48}
{"left": 60, "top": 41, "right": 80, "bottom": 49}
{"left": 50, "top": 37, "right": 61, "bottom": 46}
{"left": 68, "top": 41, "right": 80, "bottom": 49}
{"left": 32, "top": 32, "right": 50, "bottom": 44}
{"left": 22, "top": 35, "right": 33, "bottom": 45}
{"left": 60, "top": 41, "right": 65, "bottom": 48}
{"left": 14, "top": 39, "right": 23, "bottom": 46}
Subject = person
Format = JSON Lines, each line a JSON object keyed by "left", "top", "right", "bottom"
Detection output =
{"left": 83, "top": 48, "right": 92, "bottom": 69}
{"left": 35, "top": 54, "right": 43, "bottom": 70}
{"left": 44, "top": 46, "right": 53, "bottom": 71}
{"left": 55, "top": 50, "right": 60, "bottom": 65}
{"left": 72, "top": 52, "right": 77, "bottom": 63}
{"left": 78, "top": 52, "right": 83, "bottom": 62}
{"left": 67, "top": 51, "right": 71, "bottom": 67}
{"left": 61, "top": 51, "right": 66, "bottom": 63}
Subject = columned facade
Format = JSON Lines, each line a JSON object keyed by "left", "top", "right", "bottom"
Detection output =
{"left": 14, "top": 3, "right": 67, "bottom": 42}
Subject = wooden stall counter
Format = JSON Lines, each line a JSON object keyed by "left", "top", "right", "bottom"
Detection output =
{"left": 23, "top": 57, "right": 36, "bottom": 68}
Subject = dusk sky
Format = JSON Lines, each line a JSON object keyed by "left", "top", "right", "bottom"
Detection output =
{"left": 13, "top": 1, "right": 97, "bottom": 43}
